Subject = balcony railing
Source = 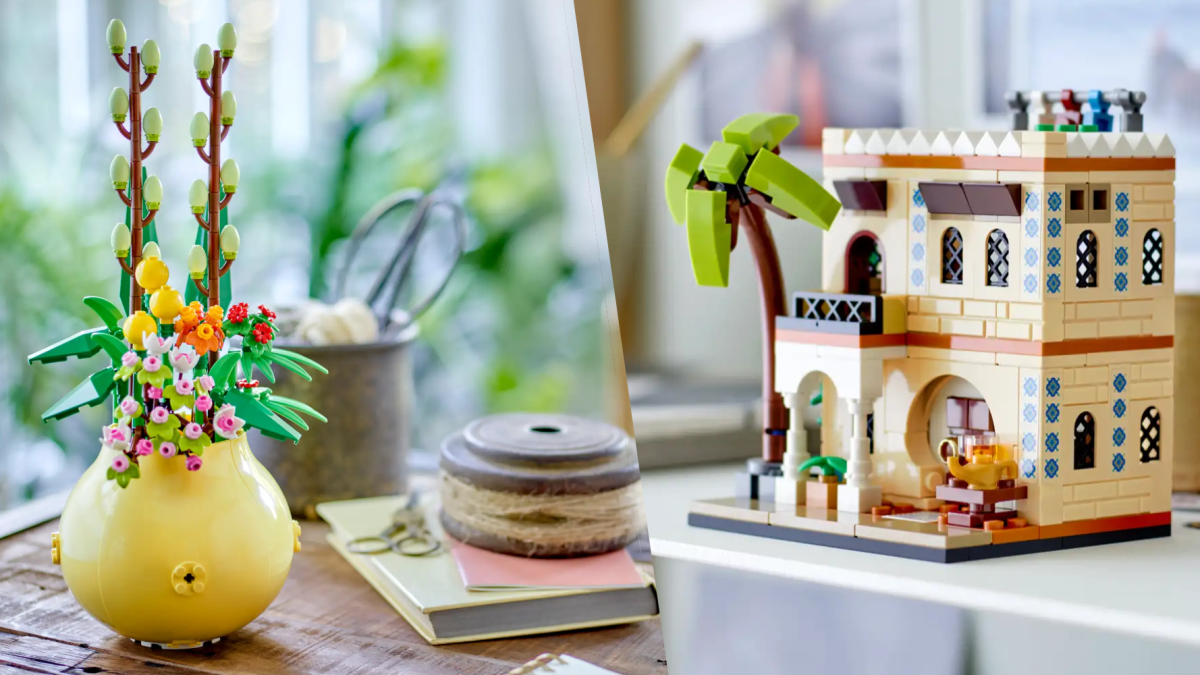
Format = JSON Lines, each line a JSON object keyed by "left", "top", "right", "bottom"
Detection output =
{"left": 778, "top": 291, "right": 884, "bottom": 335}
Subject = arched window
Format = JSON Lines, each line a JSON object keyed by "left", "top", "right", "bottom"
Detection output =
{"left": 1074, "top": 411, "right": 1095, "bottom": 470}
{"left": 1140, "top": 407, "right": 1161, "bottom": 463}
{"left": 1076, "top": 230, "right": 1098, "bottom": 288}
{"left": 986, "top": 229, "right": 1009, "bottom": 287}
{"left": 1080, "top": 229, "right": 1099, "bottom": 288}
{"left": 1143, "top": 229, "right": 1164, "bottom": 285}
{"left": 942, "top": 227, "right": 964, "bottom": 285}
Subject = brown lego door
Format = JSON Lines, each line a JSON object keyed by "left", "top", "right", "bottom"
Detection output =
{"left": 946, "top": 397, "right": 994, "bottom": 436}
{"left": 845, "top": 233, "right": 884, "bottom": 295}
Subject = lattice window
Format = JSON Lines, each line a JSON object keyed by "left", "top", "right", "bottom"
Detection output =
{"left": 867, "top": 413, "right": 874, "bottom": 455}
{"left": 1074, "top": 411, "right": 1096, "bottom": 470}
{"left": 1140, "top": 407, "right": 1161, "bottom": 463}
{"left": 986, "top": 229, "right": 1009, "bottom": 287}
{"left": 1143, "top": 228, "right": 1164, "bottom": 285}
{"left": 1076, "top": 230, "right": 1098, "bottom": 288}
{"left": 942, "top": 227, "right": 964, "bottom": 285}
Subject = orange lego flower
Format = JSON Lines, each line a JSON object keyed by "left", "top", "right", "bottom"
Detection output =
{"left": 183, "top": 320, "right": 225, "bottom": 356}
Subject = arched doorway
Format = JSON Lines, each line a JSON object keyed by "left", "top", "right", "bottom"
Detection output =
{"left": 905, "top": 375, "right": 995, "bottom": 494}
{"left": 845, "top": 232, "right": 884, "bottom": 295}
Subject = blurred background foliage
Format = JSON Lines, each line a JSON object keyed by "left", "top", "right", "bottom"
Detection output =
{"left": 0, "top": 0, "right": 608, "bottom": 510}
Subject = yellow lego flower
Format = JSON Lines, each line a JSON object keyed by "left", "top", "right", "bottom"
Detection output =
{"left": 122, "top": 311, "right": 158, "bottom": 350}
{"left": 135, "top": 256, "right": 170, "bottom": 293}
{"left": 149, "top": 285, "right": 185, "bottom": 321}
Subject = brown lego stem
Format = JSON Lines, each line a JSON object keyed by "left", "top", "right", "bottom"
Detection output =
{"left": 140, "top": 73, "right": 155, "bottom": 90}
{"left": 116, "top": 189, "right": 132, "bottom": 208}
{"left": 199, "top": 77, "right": 215, "bottom": 99}
{"left": 200, "top": 48, "right": 228, "bottom": 367}
{"left": 117, "top": 257, "right": 135, "bottom": 276}
{"left": 113, "top": 53, "right": 129, "bottom": 72}
{"left": 193, "top": 212, "right": 208, "bottom": 229}
{"left": 143, "top": 210, "right": 158, "bottom": 229}
{"left": 740, "top": 203, "right": 789, "bottom": 464}
{"left": 220, "top": 124, "right": 231, "bottom": 141}
{"left": 142, "top": 141, "right": 157, "bottom": 159}
{"left": 219, "top": 193, "right": 233, "bottom": 210}
{"left": 192, "top": 277, "right": 210, "bottom": 296}
{"left": 115, "top": 120, "right": 131, "bottom": 140}
{"left": 123, "top": 45, "right": 146, "bottom": 400}
{"left": 218, "top": 258, "right": 234, "bottom": 277}
{"left": 196, "top": 146, "right": 211, "bottom": 164}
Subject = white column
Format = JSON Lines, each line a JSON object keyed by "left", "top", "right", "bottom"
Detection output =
{"left": 775, "top": 393, "right": 809, "bottom": 505}
{"left": 838, "top": 398, "right": 883, "bottom": 512}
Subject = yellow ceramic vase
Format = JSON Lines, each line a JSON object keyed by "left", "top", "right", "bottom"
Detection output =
{"left": 53, "top": 432, "right": 301, "bottom": 649}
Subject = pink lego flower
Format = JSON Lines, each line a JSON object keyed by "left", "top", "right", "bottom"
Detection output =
{"left": 149, "top": 406, "right": 170, "bottom": 424}
{"left": 183, "top": 422, "right": 204, "bottom": 440}
{"left": 195, "top": 395, "right": 213, "bottom": 412}
{"left": 197, "top": 374, "right": 216, "bottom": 393}
{"left": 158, "top": 441, "right": 177, "bottom": 458}
{"left": 147, "top": 386, "right": 164, "bottom": 399}
{"left": 186, "top": 455, "right": 203, "bottom": 471}
{"left": 212, "top": 404, "right": 245, "bottom": 440}
{"left": 174, "top": 378, "right": 195, "bottom": 396}
{"left": 121, "top": 351, "right": 139, "bottom": 368}
{"left": 112, "top": 454, "right": 130, "bottom": 473}
{"left": 135, "top": 439, "right": 154, "bottom": 456}
{"left": 142, "top": 355, "right": 162, "bottom": 373}
{"left": 118, "top": 396, "right": 141, "bottom": 418}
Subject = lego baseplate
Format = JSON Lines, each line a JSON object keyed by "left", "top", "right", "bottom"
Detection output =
{"left": 689, "top": 498, "right": 1172, "bottom": 563}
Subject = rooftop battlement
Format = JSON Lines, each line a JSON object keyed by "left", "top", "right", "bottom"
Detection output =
{"left": 822, "top": 129, "right": 1175, "bottom": 160}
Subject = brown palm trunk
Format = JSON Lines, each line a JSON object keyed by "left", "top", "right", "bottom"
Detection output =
{"left": 740, "top": 204, "right": 788, "bottom": 464}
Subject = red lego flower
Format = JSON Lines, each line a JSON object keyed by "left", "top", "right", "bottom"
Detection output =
{"left": 236, "top": 379, "right": 260, "bottom": 389}
{"left": 228, "top": 302, "right": 249, "bottom": 324}
{"left": 258, "top": 305, "right": 277, "bottom": 321}
{"left": 252, "top": 322, "right": 274, "bottom": 344}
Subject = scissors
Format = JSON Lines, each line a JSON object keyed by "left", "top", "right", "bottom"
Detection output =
{"left": 334, "top": 171, "right": 469, "bottom": 336}
{"left": 344, "top": 492, "right": 442, "bottom": 557}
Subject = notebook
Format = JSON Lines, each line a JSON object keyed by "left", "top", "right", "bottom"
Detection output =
{"left": 318, "top": 496, "right": 659, "bottom": 645}
{"left": 507, "top": 653, "right": 621, "bottom": 675}
{"left": 451, "top": 541, "right": 645, "bottom": 591}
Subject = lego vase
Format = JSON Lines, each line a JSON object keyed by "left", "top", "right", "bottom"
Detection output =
{"left": 54, "top": 433, "right": 300, "bottom": 649}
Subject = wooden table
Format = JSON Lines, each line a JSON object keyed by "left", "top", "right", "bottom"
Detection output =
{"left": 0, "top": 520, "right": 666, "bottom": 675}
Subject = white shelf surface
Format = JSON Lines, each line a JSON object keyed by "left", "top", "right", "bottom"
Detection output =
{"left": 643, "top": 463, "right": 1200, "bottom": 646}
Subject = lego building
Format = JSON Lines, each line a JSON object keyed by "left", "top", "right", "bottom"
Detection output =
{"left": 691, "top": 94, "right": 1177, "bottom": 561}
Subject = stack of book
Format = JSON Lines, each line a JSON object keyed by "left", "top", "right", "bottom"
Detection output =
{"left": 318, "top": 496, "right": 659, "bottom": 644}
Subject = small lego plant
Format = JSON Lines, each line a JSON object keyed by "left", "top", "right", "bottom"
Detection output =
{"left": 28, "top": 20, "right": 327, "bottom": 489}
{"left": 798, "top": 455, "right": 846, "bottom": 481}
{"left": 664, "top": 113, "right": 841, "bottom": 465}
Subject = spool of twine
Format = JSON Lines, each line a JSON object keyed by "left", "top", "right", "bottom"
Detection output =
{"left": 439, "top": 413, "right": 645, "bottom": 557}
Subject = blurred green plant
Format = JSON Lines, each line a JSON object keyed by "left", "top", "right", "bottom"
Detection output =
{"left": 303, "top": 38, "right": 602, "bottom": 421}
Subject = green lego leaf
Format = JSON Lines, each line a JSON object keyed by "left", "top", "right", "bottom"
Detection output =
{"left": 264, "top": 399, "right": 309, "bottom": 431}
{"left": 28, "top": 327, "right": 107, "bottom": 364}
{"left": 91, "top": 333, "right": 128, "bottom": 366}
{"left": 42, "top": 368, "right": 116, "bottom": 421}
{"left": 685, "top": 189, "right": 731, "bottom": 287}
{"left": 271, "top": 349, "right": 328, "bottom": 374}
{"left": 268, "top": 395, "right": 327, "bottom": 423}
{"left": 127, "top": 463, "right": 140, "bottom": 479}
{"left": 83, "top": 297, "right": 125, "bottom": 332}
{"left": 253, "top": 355, "right": 277, "bottom": 384}
{"left": 664, "top": 143, "right": 704, "bottom": 225}
{"left": 700, "top": 141, "right": 748, "bottom": 184}
{"left": 264, "top": 351, "right": 312, "bottom": 382}
{"left": 221, "top": 388, "right": 301, "bottom": 443}
{"left": 209, "top": 352, "right": 241, "bottom": 388}
{"left": 798, "top": 455, "right": 846, "bottom": 479}
{"left": 746, "top": 150, "right": 841, "bottom": 230}
{"left": 721, "top": 113, "right": 799, "bottom": 155}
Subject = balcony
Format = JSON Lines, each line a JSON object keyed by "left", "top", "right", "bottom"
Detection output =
{"left": 776, "top": 291, "right": 906, "bottom": 337}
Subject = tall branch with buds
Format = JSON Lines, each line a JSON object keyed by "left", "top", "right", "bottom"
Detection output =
{"left": 185, "top": 23, "right": 241, "bottom": 366}
{"left": 106, "top": 19, "right": 164, "bottom": 398}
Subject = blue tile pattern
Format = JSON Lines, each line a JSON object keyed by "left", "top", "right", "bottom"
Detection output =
{"left": 1025, "top": 218, "right": 1039, "bottom": 238}
{"left": 1113, "top": 373, "right": 1127, "bottom": 393}
{"left": 1115, "top": 191, "right": 1129, "bottom": 212}
{"left": 1115, "top": 218, "right": 1129, "bottom": 238}
{"left": 1047, "top": 191, "right": 1060, "bottom": 212}
{"left": 912, "top": 243, "right": 925, "bottom": 261}
{"left": 1115, "top": 272, "right": 1128, "bottom": 293}
{"left": 1045, "top": 458, "right": 1059, "bottom": 479}
{"left": 1046, "top": 378, "right": 1061, "bottom": 398}
{"left": 1115, "top": 246, "right": 1129, "bottom": 267}
{"left": 1023, "top": 404, "right": 1037, "bottom": 423}
{"left": 1113, "top": 452, "right": 1126, "bottom": 473}
{"left": 1047, "top": 404, "right": 1060, "bottom": 424}
{"left": 1024, "top": 248, "right": 1038, "bottom": 267}
{"left": 1023, "top": 433, "right": 1036, "bottom": 452}
{"left": 1046, "top": 432, "right": 1060, "bottom": 452}
{"left": 1113, "top": 399, "right": 1127, "bottom": 419}
{"left": 913, "top": 214, "right": 926, "bottom": 233}
{"left": 1024, "top": 378, "right": 1037, "bottom": 397}
{"left": 1024, "top": 274, "right": 1038, "bottom": 294}
{"left": 1048, "top": 218, "right": 1062, "bottom": 238}
{"left": 1048, "top": 247, "right": 1061, "bottom": 268}
{"left": 1026, "top": 191, "right": 1040, "bottom": 212}
{"left": 1047, "top": 274, "right": 1062, "bottom": 294}
{"left": 911, "top": 269, "right": 924, "bottom": 287}
{"left": 1024, "top": 459, "right": 1037, "bottom": 479}
{"left": 913, "top": 189, "right": 925, "bottom": 208}
{"left": 1113, "top": 427, "right": 1126, "bottom": 447}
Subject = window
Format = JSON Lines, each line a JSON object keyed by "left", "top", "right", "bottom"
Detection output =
{"left": 942, "top": 227, "right": 964, "bottom": 285}
{"left": 1090, "top": 184, "right": 1110, "bottom": 223}
{"left": 1067, "top": 185, "right": 1088, "bottom": 223}
{"left": 1143, "top": 228, "right": 1164, "bottom": 285}
{"left": 1074, "top": 412, "right": 1096, "bottom": 470}
{"left": 1140, "top": 407, "right": 1161, "bottom": 463}
{"left": 1076, "top": 230, "right": 1098, "bottom": 288}
{"left": 867, "top": 413, "right": 875, "bottom": 454}
{"left": 986, "top": 229, "right": 1009, "bottom": 287}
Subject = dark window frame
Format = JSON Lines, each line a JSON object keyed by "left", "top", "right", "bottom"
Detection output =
{"left": 1143, "top": 228, "right": 1164, "bottom": 286}
{"left": 1140, "top": 407, "right": 1161, "bottom": 463}
{"left": 1074, "top": 411, "right": 1096, "bottom": 470}
{"left": 986, "top": 229, "right": 1010, "bottom": 287}
{"left": 942, "top": 227, "right": 965, "bottom": 285}
{"left": 1076, "top": 230, "right": 1098, "bottom": 288}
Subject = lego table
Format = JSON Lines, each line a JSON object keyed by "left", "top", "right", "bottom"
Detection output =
{"left": 643, "top": 463, "right": 1200, "bottom": 647}
{"left": 0, "top": 518, "right": 666, "bottom": 674}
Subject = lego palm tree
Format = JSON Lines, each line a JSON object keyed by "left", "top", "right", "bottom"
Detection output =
{"left": 664, "top": 113, "right": 841, "bottom": 470}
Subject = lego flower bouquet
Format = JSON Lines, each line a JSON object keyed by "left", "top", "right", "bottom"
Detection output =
{"left": 27, "top": 20, "right": 327, "bottom": 649}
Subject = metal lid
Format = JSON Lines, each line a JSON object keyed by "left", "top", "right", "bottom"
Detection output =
{"left": 439, "top": 413, "right": 639, "bottom": 494}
